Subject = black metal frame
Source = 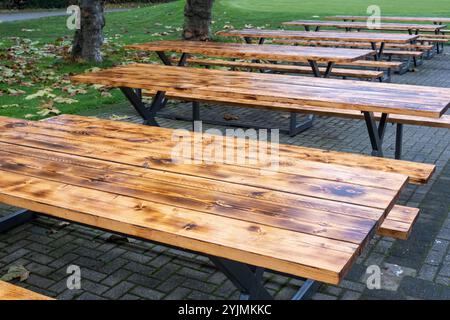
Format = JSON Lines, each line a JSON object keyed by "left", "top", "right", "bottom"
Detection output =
{"left": 362, "top": 111, "right": 388, "bottom": 158}
{"left": 0, "top": 209, "right": 319, "bottom": 300}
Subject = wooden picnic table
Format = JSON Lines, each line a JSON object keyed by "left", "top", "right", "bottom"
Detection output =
{"left": 71, "top": 64, "right": 450, "bottom": 158}
{"left": 217, "top": 29, "right": 419, "bottom": 59}
{"left": 125, "top": 40, "right": 375, "bottom": 77}
{"left": 0, "top": 114, "right": 431, "bottom": 299}
{"left": 328, "top": 16, "right": 450, "bottom": 25}
{"left": 282, "top": 20, "right": 447, "bottom": 34}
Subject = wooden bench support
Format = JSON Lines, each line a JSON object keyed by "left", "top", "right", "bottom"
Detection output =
{"left": 0, "top": 209, "right": 34, "bottom": 233}
{"left": 0, "top": 281, "right": 53, "bottom": 300}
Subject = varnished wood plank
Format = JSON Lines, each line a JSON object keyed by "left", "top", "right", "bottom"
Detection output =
{"left": 70, "top": 64, "right": 450, "bottom": 118}
{"left": 0, "top": 117, "right": 405, "bottom": 211}
{"left": 283, "top": 20, "right": 447, "bottom": 31}
{"left": 43, "top": 114, "right": 435, "bottom": 184}
{"left": 0, "top": 147, "right": 380, "bottom": 245}
{"left": 377, "top": 206, "right": 420, "bottom": 240}
{"left": 0, "top": 281, "right": 53, "bottom": 300}
{"left": 0, "top": 169, "right": 360, "bottom": 284}
{"left": 328, "top": 16, "right": 450, "bottom": 23}
{"left": 181, "top": 57, "right": 384, "bottom": 79}
{"left": 125, "top": 40, "right": 374, "bottom": 63}
{"left": 217, "top": 29, "right": 419, "bottom": 43}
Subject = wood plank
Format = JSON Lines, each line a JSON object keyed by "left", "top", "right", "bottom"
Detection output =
{"left": 70, "top": 64, "right": 450, "bottom": 118}
{"left": 328, "top": 16, "right": 450, "bottom": 23}
{"left": 377, "top": 206, "right": 420, "bottom": 240}
{"left": 283, "top": 20, "right": 447, "bottom": 31}
{"left": 0, "top": 116, "right": 405, "bottom": 211}
{"left": 0, "top": 281, "right": 53, "bottom": 300}
{"left": 44, "top": 114, "right": 436, "bottom": 184}
{"left": 273, "top": 39, "right": 433, "bottom": 51}
{"left": 182, "top": 57, "right": 384, "bottom": 79}
{"left": 0, "top": 147, "right": 380, "bottom": 245}
{"left": 125, "top": 40, "right": 374, "bottom": 63}
{"left": 0, "top": 169, "right": 361, "bottom": 284}
{"left": 217, "top": 29, "right": 419, "bottom": 43}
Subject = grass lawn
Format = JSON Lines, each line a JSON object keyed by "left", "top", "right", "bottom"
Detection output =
{"left": 0, "top": 0, "right": 449, "bottom": 120}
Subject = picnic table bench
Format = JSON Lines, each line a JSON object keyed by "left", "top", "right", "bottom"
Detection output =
{"left": 0, "top": 281, "right": 53, "bottom": 300}
{"left": 217, "top": 29, "right": 419, "bottom": 66}
{"left": 327, "top": 16, "right": 450, "bottom": 24}
{"left": 0, "top": 114, "right": 434, "bottom": 299}
{"left": 70, "top": 64, "right": 450, "bottom": 159}
{"left": 282, "top": 20, "right": 447, "bottom": 34}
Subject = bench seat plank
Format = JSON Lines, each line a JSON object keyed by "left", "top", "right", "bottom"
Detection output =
{"left": 0, "top": 281, "right": 53, "bottom": 300}
{"left": 377, "top": 206, "right": 420, "bottom": 240}
{"left": 70, "top": 64, "right": 450, "bottom": 118}
{"left": 181, "top": 57, "right": 384, "bottom": 79}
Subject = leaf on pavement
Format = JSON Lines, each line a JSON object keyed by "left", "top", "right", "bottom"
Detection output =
{"left": 1, "top": 265, "right": 30, "bottom": 282}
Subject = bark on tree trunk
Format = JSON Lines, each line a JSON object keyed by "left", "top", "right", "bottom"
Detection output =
{"left": 183, "top": 0, "right": 214, "bottom": 41}
{"left": 71, "top": 0, "right": 105, "bottom": 63}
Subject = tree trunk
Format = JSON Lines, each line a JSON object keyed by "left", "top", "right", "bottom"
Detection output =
{"left": 71, "top": 0, "right": 105, "bottom": 63}
{"left": 183, "top": 0, "right": 214, "bottom": 41}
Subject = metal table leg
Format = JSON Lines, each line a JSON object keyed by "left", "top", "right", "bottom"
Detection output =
{"left": 120, "top": 87, "right": 166, "bottom": 126}
{"left": 210, "top": 256, "right": 320, "bottom": 300}
{"left": 362, "top": 111, "right": 389, "bottom": 157}
{"left": 395, "top": 123, "right": 404, "bottom": 160}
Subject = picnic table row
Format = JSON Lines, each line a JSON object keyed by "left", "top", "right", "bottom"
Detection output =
{"left": 1, "top": 15, "right": 450, "bottom": 301}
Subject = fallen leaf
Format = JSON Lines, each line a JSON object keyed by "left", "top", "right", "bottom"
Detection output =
{"left": 53, "top": 97, "right": 78, "bottom": 104}
{"left": 1, "top": 265, "right": 30, "bottom": 282}
{"left": 223, "top": 113, "right": 239, "bottom": 121}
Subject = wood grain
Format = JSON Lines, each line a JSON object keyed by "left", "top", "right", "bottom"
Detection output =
{"left": 283, "top": 20, "right": 447, "bottom": 32}
{"left": 126, "top": 40, "right": 375, "bottom": 63}
{"left": 377, "top": 206, "right": 420, "bottom": 240}
{"left": 217, "top": 29, "right": 419, "bottom": 43}
{"left": 70, "top": 64, "right": 450, "bottom": 118}
{"left": 44, "top": 114, "right": 437, "bottom": 184}
{"left": 0, "top": 281, "right": 53, "bottom": 300}
{"left": 328, "top": 16, "right": 450, "bottom": 23}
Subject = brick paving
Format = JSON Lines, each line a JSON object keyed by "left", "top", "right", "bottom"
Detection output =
{"left": 1, "top": 49, "right": 449, "bottom": 300}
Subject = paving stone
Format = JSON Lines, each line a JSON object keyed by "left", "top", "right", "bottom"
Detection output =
{"left": 418, "top": 264, "right": 439, "bottom": 281}
{"left": 341, "top": 290, "right": 362, "bottom": 300}
{"left": 130, "top": 286, "right": 165, "bottom": 299}
{"left": 311, "top": 293, "right": 338, "bottom": 300}
{"left": 164, "top": 287, "right": 192, "bottom": 300}
{"left": 103, "top": 281, "right": 136, "bottom": 299}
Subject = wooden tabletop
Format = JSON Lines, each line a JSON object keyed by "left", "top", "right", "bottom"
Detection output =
{"left": 328, "top": 16, "right": 450, "bottom": 24}
{"left": 283, "top": 20, "right": 447, "bottom": 31}
{"left": 71, "top": 64, "right": 450, "bottom": 118}
{"left": 125, "top": 40, "right": 375, "bottom": 63}
{"left": 217, "top": 29, "right": 419, "bottom": 43}
{"left": 0, "top": 281, "right": 53, "bottom": 300}
{"left": 0, "top": 114, "right": 412, "bottom": 284}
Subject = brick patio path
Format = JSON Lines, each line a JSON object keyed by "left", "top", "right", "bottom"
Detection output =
{"left": 1, "top": 50, "right": 449, "bottom": 300}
